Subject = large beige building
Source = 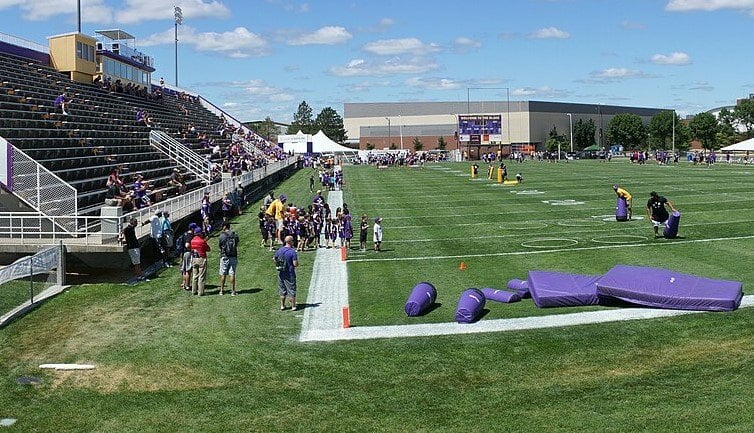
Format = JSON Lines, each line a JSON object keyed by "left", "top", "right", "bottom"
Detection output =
{"left": 344, "top": 101, "right": 663, "bottom": 158}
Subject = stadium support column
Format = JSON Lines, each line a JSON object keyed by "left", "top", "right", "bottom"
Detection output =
{"left": 385, "top": 117, "right": 391, "bottom": 149}
{"left": 567, "top": 113, "right": 573, "bottom": 153}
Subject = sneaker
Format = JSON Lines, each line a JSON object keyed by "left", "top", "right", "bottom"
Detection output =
{"left": 280, "top": 306, "right": 286, "bottom": 311}
{"left": 291, "top": 306, "right": 298, "bottom": 311}
{"left": 219, "top": 291, "right": 224, "bottom": 296}
{"left": 231, "top": 291, "right": 237, "bottom": 297}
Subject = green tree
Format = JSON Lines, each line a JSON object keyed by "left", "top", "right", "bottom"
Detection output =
{"left": 412, "top": 137, "right": 424, "bottom": 151}
{"left": 437, "top": 136, "right": 447, "bottom": 150}
{"left": 689, "top": 112, "right": 719, "bottom": 150}
{"left": 389, "top": 143, "right": 397, "bottom": 150}
{"left": 287, "top": 100, "right": 314, "bottom": 134}
{"left": 733, "top": 99, "right": 754, "bottom": 137}
{"left": 545, "top": 125, "right": 567, "bottom": 152}
{"left": 674, "top": 122, "right": 692, "bottom": 152}
{"left": 366, "top": 143, "right": 375, "bottom": 150}
{"left": 573, "top": 118, "right": 596, "bottom": 150}
{"left": 648, "top": 111, "right": 681, "bottom": 150}
{"left": 246, "top": 116, "right": 279, "bottom": 141}
{"left": 607, "top": 113, "right": 646, "bottom": 150}
{"left": 314, "top": 106, "right": 348, "bottom": 143}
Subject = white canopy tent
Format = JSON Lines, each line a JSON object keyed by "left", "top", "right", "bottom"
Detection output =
{"left": 277, "top": 130, "right": 355, "bottom": 154}
{"left": 720, "top": 137, "right": 754, "bottom": 152}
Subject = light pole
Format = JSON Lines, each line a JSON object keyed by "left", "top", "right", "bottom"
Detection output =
{"left": 385, "top": 117, "right": 391, "bottom": 149}
{"left": 398, "top": 114, "right": 403, "bottom": 150}
{"left": 672, "top": 110, "right": 676, "bottom": 155}
{"left": 174, "top": 6, "right": 183, "bottom": 87}
{"left": 566, "top": 113, "right": 573, "bottom": 153}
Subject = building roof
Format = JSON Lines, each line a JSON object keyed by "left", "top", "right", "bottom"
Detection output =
{"left": 95, "top": 29, "right": 135, "bottom": 41}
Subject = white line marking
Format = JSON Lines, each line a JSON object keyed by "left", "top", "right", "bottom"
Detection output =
{"left": 299, "top": 295, "right": 754, "bottom": 342}
{"left": 299, "top": 191, "right": 349, "bottom": 338}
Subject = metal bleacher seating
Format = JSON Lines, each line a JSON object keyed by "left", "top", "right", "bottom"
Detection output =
{"left": 0, "top": 50, "right": 234, "bottom": 216}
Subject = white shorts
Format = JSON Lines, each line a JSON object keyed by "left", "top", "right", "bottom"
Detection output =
{"left": 219, "top": 256, "right": 237, "bottom": 276}
{"left": 651, "top": 219, "right": 667, "bottom": 227}
{"left": 128, "top": 248, "right": 141, "bottom": 265}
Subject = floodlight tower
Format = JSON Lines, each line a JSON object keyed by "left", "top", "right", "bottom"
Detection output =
{"left": 174, "top": 6, "right": 183, "bottom": 87}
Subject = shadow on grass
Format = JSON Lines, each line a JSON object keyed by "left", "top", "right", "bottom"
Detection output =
{"left": 295, "top": 302, "right": 321, "bottom": 310}
{"left": 415, "top": 302, "right": 442, "bottom": 316}
{"left": 237, "top": 288, "right": 263, "bottom": 295}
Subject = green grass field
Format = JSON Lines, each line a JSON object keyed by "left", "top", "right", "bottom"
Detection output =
{"left": 2, "top": 159, "right": 754, "bottom": 432}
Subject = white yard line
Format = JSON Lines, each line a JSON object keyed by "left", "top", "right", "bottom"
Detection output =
{"left": 299, "top": 191, "right": 350, "bottom": 340}
{"left": 300, "top": 295, "right": 754, "bottom": 342}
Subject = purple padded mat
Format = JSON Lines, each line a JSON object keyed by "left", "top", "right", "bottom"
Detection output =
{"left": 663, "top": 210, "right": 681, "bottom": 238}
{"left": 527, "top": 271, "right": 602, "bottom": 308}
{"left": 455, "top": 288, "right": 486, "bottom": 323}
{"left": 481, "top": 288, "right": 521, "bottom": 303}
{"left": 596, "top": 265, "right": 743, "bottom": 311}
{"left": 507, "top": 278, "right": 531, "bottom": 298}
{"left": 404, "top": 282, "right": 437, "bottom": 316}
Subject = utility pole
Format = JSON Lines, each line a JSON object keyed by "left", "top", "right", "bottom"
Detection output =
{"left": 174, "top": 6, "right": 183, "bottom": 87}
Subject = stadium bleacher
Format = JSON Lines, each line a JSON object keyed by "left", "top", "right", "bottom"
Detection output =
{"left": 0, "top": 50, "right": 240, "bottom": 216}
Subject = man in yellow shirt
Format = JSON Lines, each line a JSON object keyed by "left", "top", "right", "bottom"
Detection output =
{"left": 265, "top": 194, "right": 287, "bottom": 244}
{"left": 613, "top": 184, "right": 632, "bottom": 220}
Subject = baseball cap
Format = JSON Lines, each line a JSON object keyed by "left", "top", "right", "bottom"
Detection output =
{"left": 188, "top": 222, "right": 197, "bottom": 230}
{"left": 374, "top": 217, "right": 382, "bottom": 223}
{"left": 279, "top": 194, "right": 287, "bottom": 201}
{"left": 612, "top": 184, "right": 618, "bottom": 190}
{"left": 155, "top": 209, "right": 162, "bottom": 215}
{"left": 193, "top": 227, "right": 203, "bottom": 235}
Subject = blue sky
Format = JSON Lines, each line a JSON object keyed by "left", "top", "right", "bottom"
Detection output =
{"left": 1, "top": 0, "right": 753, "bottom": 122}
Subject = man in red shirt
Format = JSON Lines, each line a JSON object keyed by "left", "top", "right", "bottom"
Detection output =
{"left": 190, "top": 227, "right": 211, "bottom": 296}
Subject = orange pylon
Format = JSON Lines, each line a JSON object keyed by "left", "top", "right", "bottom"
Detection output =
{"left": 459, "top": 261, "right": 467, "bottom": 271}
{"left": 340, "top": 246, "right": 347, "bottom": 261}
{"left": 342, "top": 306, "right": 351, "bottom": 328}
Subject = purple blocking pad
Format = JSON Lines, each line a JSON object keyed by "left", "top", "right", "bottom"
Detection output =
{"left": 596, "top": 265, "right": 743, "bottom": 311}
{"left": 616, "top": 197, "right": 628, "bottom": 221}
{"left": 526, "top": 271, "right": 602, "bottom": 308}
{"left": 455, "top": 288, "right": 486, "bottom": 323}
{"left": 404, "top": 282, "right": 437, "bottom": 316}
{"left": 481, "top": 288, "right": 521, "bottom": 303}
{"left": 663, "top": 210, "right": 681, "bottom": 238}
{"left": 507, "top": 278, "right": 531, "bottom": 298}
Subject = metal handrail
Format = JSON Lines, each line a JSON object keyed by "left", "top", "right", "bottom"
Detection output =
{"left": 149, "top": 130, "right": 212, "bottom": 184}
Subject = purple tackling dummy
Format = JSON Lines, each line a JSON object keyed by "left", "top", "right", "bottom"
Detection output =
{"left": 404, "top": 282, "right": 437, "bottom": 316}
{"left": 455, "top": 288, "right": 486, "bottom": 323}
{"left": 481, "top": 288, "right": 521, "bottom": 303}
{"left": 526, "top": 271, "right": 602, "bottom": 308}
{"left": 616, "top": 197, "right": 628, "bottom": 222}
{"left": 662, "top": 210, "right": 681, "bottom": 238}
{"left": 507, "top": 278, "right": 531, "bottom": 298}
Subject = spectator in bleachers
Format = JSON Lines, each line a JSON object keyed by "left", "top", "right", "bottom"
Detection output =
{"left": 168, "top": 168, "right": 187, "bottom": 195}
{"left": 54, "top": 91, "right": 70, "bottom": 115}
{"left": 132, "top": 174, "right": 152, "bottom": 209}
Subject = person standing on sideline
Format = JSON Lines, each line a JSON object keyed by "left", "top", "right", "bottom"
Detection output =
{"left": 180, "top": 241, "right": 192, "bottom": 291}
{"left": 646, "top": 191, "right": 677, "bottom": 237}
{"left": 359, "top": 214, "right": 369, "bottom": 252}
{"left": 143, "top": 209, "right": 168, "bottom": 268}
{"left": 265, "top": 194, "right": 287, "bottom": 244}
{"left": 613, "top": 184, "right": 633, "bottom": 220}
{"left": 274, "top": 235, "right": 299, "bottom": 311}
{"left": 121, "top": 218, "right": 147, "bottom": 281}
{"left": 218, "top": 222, "right": 239, "bottom": 296}
{"left": 373, "top": 217, "right": 383, "bottom": 252}
{"left": 190, "top": 227, "right": 210, "bottom": 296}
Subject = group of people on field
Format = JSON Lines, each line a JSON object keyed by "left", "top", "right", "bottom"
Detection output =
{"left": 613, "top": 185, "right": 677, "bottom": 237}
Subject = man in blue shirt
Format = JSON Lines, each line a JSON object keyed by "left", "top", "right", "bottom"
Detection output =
{"left": 274, "top": 235, "right": 299, "bottom": 311}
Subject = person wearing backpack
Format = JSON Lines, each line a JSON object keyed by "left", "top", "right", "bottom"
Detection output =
{"left": 218, "top": 222, "right": 239, "bottom": 296}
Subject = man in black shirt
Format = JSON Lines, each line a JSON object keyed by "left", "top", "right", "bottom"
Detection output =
{"left": 646, "top": 191, "right": 677, "bottom": 237}
{"left": 121, "top": 218, "right": 147, "bottom": 281}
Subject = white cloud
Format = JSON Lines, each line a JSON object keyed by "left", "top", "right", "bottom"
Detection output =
{"left": 453, "top": 37, "right": 481, "bottom": 53}
{"left": 362, "top": 38, "right": 440, "bottom": 56}
{"left": 666, "top": 0, "right": 754, "bottom": 13}
{"left": 116, "top": 0, "right": 230, "bottom": 24}
{"left": 405, "top": 77, "right": 462, "bottom": 90}
{"left": 140, "top": 26, "right": 269, "bottom": 58}
{"left": 0, "top": 0, "right": 112, "bottom": 23}
{"left": 589, "top": 67, "right": 652, "bottom": 80}
{"left": 287, "top": 26, "right": 352, "bottom": 45}
{"left": 329, "top": 57, "right": 439, "bottom": 77}
{"left": 378, "top": 17, "right": 394, "bottom": 28}
{"left": 528, "top": 27, "right": 570, "bottom": 39}
{"left": 511, "top": 86, "right": 566, "bottom": 98}
{"left": 210, "top": 79, "right": 295, "bottom": 103}
{"left": 651, "top": 52, "right": 692, "bottom": 65}
{"left": 621, "top": 20, "right": 646, "bottom": 30}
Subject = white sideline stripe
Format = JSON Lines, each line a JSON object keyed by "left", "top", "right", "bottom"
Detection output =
{"left": 347, "top": 234, "right": 754, "bottom": 263}
{"left": 299, "top": 295, "right": 754, "bottom": 342}
{"left": 299, "top": 191, "right": 349, "bottom": 338}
